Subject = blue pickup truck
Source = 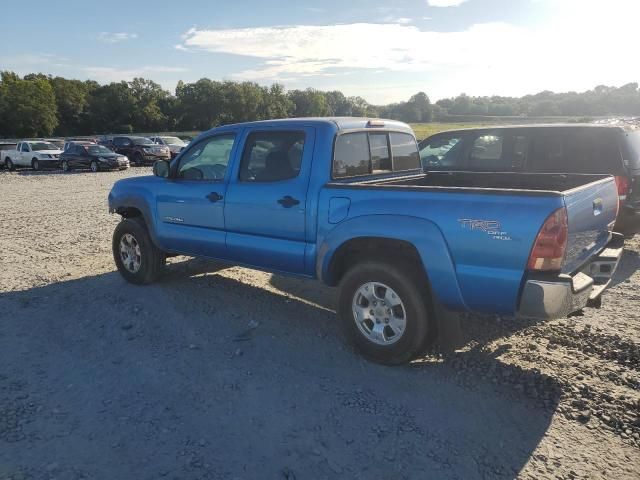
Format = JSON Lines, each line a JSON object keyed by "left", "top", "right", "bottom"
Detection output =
{"left": 108, "top": 118, "right": 623, "bottom": 364}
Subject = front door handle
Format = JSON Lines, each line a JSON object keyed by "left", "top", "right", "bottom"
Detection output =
{"left": 206, "top": 192, "right": 224, "bottom": 202}
{"left": 277, "top": 196, "right": 300, "bottom": 208}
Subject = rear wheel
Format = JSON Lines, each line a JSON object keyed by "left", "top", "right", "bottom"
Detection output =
{"left": 112, "top": 217, "right": 165, "bottom": 284}
{"left": 133, "top": 153, "right": 143, "bottom": 166}
{"left": 61, "top": 160, "right": 70, "bottom": 172}
{"left": 338, "top": 260, "right": 432, "bottom": 365}
{"left": 90, "top": 160, "right": 99, "bottom": 172}
{"left": 5, "top": 158, "right": 14, "bottom": 170}
{"left": 31, "top": 158, "right": 39, "bottom": 171}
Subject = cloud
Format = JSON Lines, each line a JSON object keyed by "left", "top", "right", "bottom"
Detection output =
{"left": 426, "top": 0, "right": 468, "bottom": 6}
{"left": 97, "top": 32, "right": 138, "bottom": 44}
{"left": 177, "top": 0, "right": 640, "bottom": 102}
{"left": 82, "top": 66, "right": 187, "bottom": 83}
{"left": 178, "top": 22, "right": 529, "bottom": 81}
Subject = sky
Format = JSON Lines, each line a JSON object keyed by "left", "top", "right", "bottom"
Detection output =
{"left": 0, "top": 0, "right": 639, "bottom": 104}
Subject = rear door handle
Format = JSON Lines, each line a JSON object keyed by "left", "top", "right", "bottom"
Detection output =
{"left": 206, "top": 192, "right": 224, "bottom": 202}
{"left": 277, "top": 196, "right": 300, "bottom": 208}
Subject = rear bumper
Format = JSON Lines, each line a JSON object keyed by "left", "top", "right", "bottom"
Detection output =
{"left": 518, "top": 233, "right": 624, "bottom": 319}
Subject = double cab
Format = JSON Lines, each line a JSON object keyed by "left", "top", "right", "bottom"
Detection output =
{"left": 108, "top": 118, "right": 623, "bottom": 364}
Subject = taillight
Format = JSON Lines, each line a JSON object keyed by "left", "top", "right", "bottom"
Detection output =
{"left": 528, "top": 208, "right": 568, "bottom": 271}
{"left": 614, "top": 176, "right": 630, "bottom": 201}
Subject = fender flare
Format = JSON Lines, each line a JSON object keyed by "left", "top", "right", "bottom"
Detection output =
{"left": 317, "top": 214, "right": 468, "bottom": 311}
{"left": 108, "top": 191, "right": 162, "bottom": 248}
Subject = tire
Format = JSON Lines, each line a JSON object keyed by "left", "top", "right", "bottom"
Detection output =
{"left": 61, "top": 160, "right": 70, "bottom": 172}
{"left": 133, "top": 153, "right": 143, "bottom": 166}
{"left": 90, "top": 160, "right": 99, "bottom": 172}
{"left": 112, "top": 217, "right": 165, "bottom": 285}
{"left": 5, "top": 158, "right": 14, "bottom": 171}
{"left": 338, "top": 260, "right": 432, "bottom": 365}
{"left": 32, "top": 158, "right": 39, "bottom": 171}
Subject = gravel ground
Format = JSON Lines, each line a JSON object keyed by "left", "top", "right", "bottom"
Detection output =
{"left": 0, "top": 167, "right": 638, "bottom": 480}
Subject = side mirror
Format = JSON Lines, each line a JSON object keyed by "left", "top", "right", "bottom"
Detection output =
{"left": 153, "top": 160, "right": 170, "bottom": 178}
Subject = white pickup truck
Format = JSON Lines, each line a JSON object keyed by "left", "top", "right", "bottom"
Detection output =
{"left": 2, "top": 140, "right": 63, "bottom": 171}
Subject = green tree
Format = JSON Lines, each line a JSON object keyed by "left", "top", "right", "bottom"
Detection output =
{"left": 0, "top": 72, "right": 58, "bottom": 137}
{"left": 129, "top": 77, "right": 169, "bottom": 131}
{"left": 288, "top": 88, "right": 330, "bottom": 117}
{"left": 86, "top": 81, "right": 135, "bottom": 133}
{"left": 50, "top": 77, "right": 92, "bottom": 135}
{"left": 261, "top": 83, "right": 293, "bottom": 119}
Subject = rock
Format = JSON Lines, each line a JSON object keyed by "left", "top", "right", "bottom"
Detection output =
{"left": 121, "top": 323, "right": 133, "bottom": 331}
{"left": 578, "top": 410, "right": 591, "bottom": 423}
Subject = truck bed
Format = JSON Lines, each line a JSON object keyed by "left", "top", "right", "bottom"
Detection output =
{"left": 323, "top": 170, "right": 618, "bottom": 314}
{"left": 344, "top": 171, "right": 612, "bottom": 195}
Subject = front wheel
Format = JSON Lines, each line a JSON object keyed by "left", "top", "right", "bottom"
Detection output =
{"left": 112, "top": 218, "right": 165, "bottom": 284}
{"left": 133, "top": 153, "right": 143, "bottom": 166}
{"left": 338, "top": 261, "right": 432, "bottom": 365}
{"left": 61, "top": 160, "right": 70, "bottom": 172}
{"left": 32, "top": 158, "right": 39, "bottom": 171}
{"left": 90, "top": 160, "right": 99, "bottom": 172}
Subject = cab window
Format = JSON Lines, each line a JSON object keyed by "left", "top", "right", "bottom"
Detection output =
{"left": 239, "top": 131, "right": 305, "bottom": 182}
{"left": 177, "top": 135, "right": 235, "bottom": 181}
{"left": 467, "top": 133, "right": 505, "bottom": 170}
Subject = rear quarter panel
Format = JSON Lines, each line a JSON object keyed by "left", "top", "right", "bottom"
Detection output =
{"left": 318, "top": 186, "right": 564, "bottom": 315}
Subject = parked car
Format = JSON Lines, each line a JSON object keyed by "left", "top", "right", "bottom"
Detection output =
{"left": 0, "top": 142, "right": 17, "bottom": 169}
{"left": 150, "top": 135, "right": 187, "bottom": 158}
{"left": 59, "top": 143, "right": 129, "bottom": 172}
{"left": 2, "top": 140, "right": 62, "bottom": 170}
{"left": 111, "top": 136, "right": 170, "bottom": 166}
{"left": 63, "top": 138, "right": 97, "bottom": 150}
{"left": 63, "top": 140, "right": 94, "bottom": 152}
{"left": 108, "top": 118, "right": 622, "bottom": 364}
{"left": 418, "top": 124, "right": 640, "bottom": 236}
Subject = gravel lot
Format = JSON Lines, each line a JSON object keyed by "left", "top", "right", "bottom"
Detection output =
{"left": 0, "top": 167, "right": 638, "bottom": 480}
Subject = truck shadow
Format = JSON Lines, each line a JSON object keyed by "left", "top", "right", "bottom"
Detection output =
{"left": 0, "top": 258, "right": 559, "bottom": 479}
{"left": 610, "top": 247, "right": 640, "bottom": 287}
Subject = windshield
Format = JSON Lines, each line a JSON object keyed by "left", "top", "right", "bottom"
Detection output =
{"left": 161, "top": 136, "right": 185, "bottom": 145}
{"left": 87, "top": 145, "right": 114, "bottom": 155}
{"left": 30, "top": 142, "right": 58, "bottom": 151}
{"left": 419, "top": 135, "right": 466, "bottom": 170}
{"left": 133, "top": 137, "right": 154, "bottom": 146}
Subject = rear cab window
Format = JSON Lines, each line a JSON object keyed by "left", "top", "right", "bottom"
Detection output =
{"left": 333, "top": 131, "right": 420, "bottom": 179}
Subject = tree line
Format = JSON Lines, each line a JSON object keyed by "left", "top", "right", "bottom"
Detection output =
{"left": 0, "top": 70, "right": 639, "bottom": 138}
{"left": 434, "top": 83, "right": 640, "bottom": 118}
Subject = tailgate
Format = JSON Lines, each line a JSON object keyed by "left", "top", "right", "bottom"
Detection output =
{"left": 563, "top": 176, "right": 618, "bottom": 274}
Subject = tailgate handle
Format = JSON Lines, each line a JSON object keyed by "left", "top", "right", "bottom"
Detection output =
{"left": 593, "top": 198, "right": 603, "bottom": 216}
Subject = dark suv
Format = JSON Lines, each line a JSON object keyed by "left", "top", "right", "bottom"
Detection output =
{"left": 111, "top": 136, "right": 171, "bottom": 166}
{"left": 419, "top": 124, "right": 640, "bottom": 235}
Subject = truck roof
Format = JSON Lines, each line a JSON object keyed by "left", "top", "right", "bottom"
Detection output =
{"left": 210, "top": 117, "right": 414, "bottom": 134}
